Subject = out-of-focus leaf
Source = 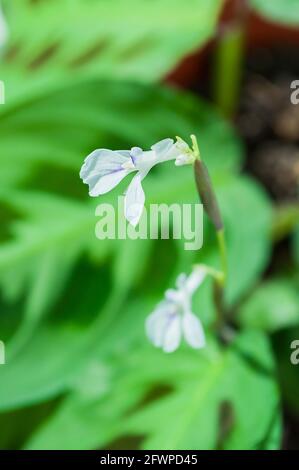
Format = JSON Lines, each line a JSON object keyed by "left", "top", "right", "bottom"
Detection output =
{"left": 0, "top": 402, "right": 58, "bottom": 450}
{"left": 0, "top": 323, "right": 96, "bottom": 412}
{"left": 238, "top": 279, "right": 299, "bottom": 332}
{"left": 0, "top": 218, "right": 155, "bottom": 412}
{"left": 0, "top": 257, "right": 115, "bottom": 411}
{"left": 250, "top": 0, "right": 299, "bottom": 26}
{"left": 218, "top": 176, "right": 272, "bottom": 304}
{"left": 2, "top": 0, "right": 223, "bottom": 102}
{"left": 0, "top": 191, "right": 104, "bottom": 356}
{"left": 0, "top": 192, "right": 95, "bottom": 302}
{"left": 253, "top": 411, "right": 282, "bottom": 450}
{"left": 25, "top": 331, "right": 281, "bottom": 450}
{"left": 0, "top": 80, "right": 243, "bottom": 189}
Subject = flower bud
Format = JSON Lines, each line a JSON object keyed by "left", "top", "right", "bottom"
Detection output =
{"left": 194, "top": 159, "right": 223, "bottom": 231}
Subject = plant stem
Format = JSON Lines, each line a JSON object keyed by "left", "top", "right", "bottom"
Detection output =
{"left": 216, "top": 228, "right": 228, "bottom": 285}
{"left": 212, "top": 0, "right": 248, "bottom": 118}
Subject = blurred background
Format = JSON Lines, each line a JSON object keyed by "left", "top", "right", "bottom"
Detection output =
{"left": 0, "top": 0, "right": 298, "bottom": 450}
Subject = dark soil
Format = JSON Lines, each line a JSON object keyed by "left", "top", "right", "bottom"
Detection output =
{"left": 237, "top": 46, "right": 299, "bottom": 202}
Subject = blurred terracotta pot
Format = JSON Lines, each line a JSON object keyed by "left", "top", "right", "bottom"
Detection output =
{"left": 166, "top": 0, "right": 299, "bottom": 89}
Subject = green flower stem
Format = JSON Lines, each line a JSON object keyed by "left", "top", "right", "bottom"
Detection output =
{"left": 212, "top": 0, "right": 248, "bottom": 118}
{"left": 200, "top": 264, "right": 228, "bottom": 335}
{"left": 201, "top": 265, "right": 223, "bottom": 285}
{"left": 216, "top": 228, "right": 228, "bottom": 286}
{"left": 213, "top": 25, "right": 245, "bottom": 118}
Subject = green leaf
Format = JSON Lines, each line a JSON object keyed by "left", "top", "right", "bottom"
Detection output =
{"left": 24, "top": 331, "right": 281, "bottom": 450}
{"left": 256, "top": 412, "right": 282, "bottom": 450}
{"left": 218, "top": 176, "right": 272, "bottom": 304}
{"left": 238, "top": 279, "right": 299, "bottom": 332}
{"left": 0, "top": 258, "right": 115, "bottom": 411}
{"left": 2, "top": 0, "right": 223, "bottom": 102}
{"left": 0, "top": 192, "right": 102, "bottom": 355}
{"left": 250, "top": 0, "right": 299, "bottom": 26}
{"left": 0, "top": 255, "right": 155, "bottom": 413}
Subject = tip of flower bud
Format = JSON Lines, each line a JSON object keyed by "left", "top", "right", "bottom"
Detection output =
{"left": 174, "top": 136, "right": 196, "bottom": 166}
{"left": 191, "top": 134, "right": 200, "bottom": 160}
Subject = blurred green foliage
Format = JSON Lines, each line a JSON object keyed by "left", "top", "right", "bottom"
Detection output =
{"left": 251, "top": 0, "right": 299, "bottom": 26}
{"left": 0, "top": 0, "right": 298, "bottom": 450}
{"left": 1, "top": 0, "right": 223, "bottom": 101}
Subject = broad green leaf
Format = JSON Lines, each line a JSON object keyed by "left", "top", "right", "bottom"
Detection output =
{"left": 0, "top": 400, "right": 57, "bottom": 450}
{"left": 258, "top": 412, "right": 282, "bottom": 450}
{"left": 250, "top": 0, "right": 299, "bottom": 26}
{"left": 0, "top": 257, "right": 115, "bottom": 411}
{"left": 218, "top": 176, "right": 272, "bottom": 304}
{"left": 238, "top": 279, "right": 299, "bottom": 332}
{"left": 24, "top": 331, "right": 281, "bottom": 450}
{"left": 0, "top": 249, "right": 156, "bottom": 412}
{"left": 0, "top": 191, "right": 103, "bottom": 355}
{"left": 0, "top": 217, "right": 155, "bottom": 411}
{"left": 1, "top": 0, "right": 223, "bottom": 102}
{"left": 0, "top": 192, "right": 96, "bottom": 300}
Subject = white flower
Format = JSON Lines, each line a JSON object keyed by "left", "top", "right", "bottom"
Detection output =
{"left": 146, "top": 266, "right": 207, "bottom": 353}
{"left": 0, "top": 4, "right": 8, "bottom": 49}
{"left": 80, "top": 137, "right": 195, "bottom": 227}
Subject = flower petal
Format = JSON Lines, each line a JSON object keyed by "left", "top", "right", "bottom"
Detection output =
{"left": 89, "top": 169, "right": 131, "bottom": 196}
{"left": 162, "top": 314, "right": 182, "bottom": 353}
{"left": 130, "top": 147, "right": 143, "bottom": 165}
{"left": 185, "top": 266, "right": 207, "bottom": 295}
{"left": 146, "top": 303, "right": 171, "bottom": 348}
{"left": 80, "top": 149, "right": 129, "bottom": 179}
{"left": 165, "top": 288, "right": 181, "bottom": 303}
{"left": 182, "top": 311, "right": 205, "bottom": 349}
{"left": 80, "top": 149, "right": 133, "bottom": 196}
{"left": 124, "top": 173, "right": 145, "bottom": 227}
{"left": 176, "top": 273, "right": 187, "bottom": 289}
{"left": 151, "top": 138, "right": 173, "bottom": 155}
{"left": 151, "top": 138, "right": 179, "bottom": 163}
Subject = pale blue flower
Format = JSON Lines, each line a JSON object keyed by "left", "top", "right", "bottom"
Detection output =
{"left": 146, "top": 266, "right": 207, "bottom": 353}
{"left": 80, "top": 138, "right": 195, "bottom": 227}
